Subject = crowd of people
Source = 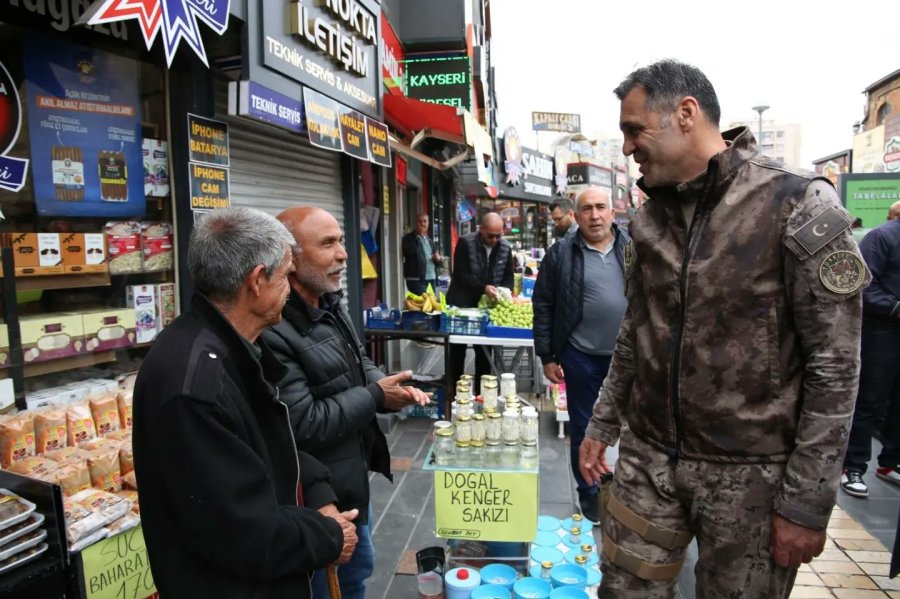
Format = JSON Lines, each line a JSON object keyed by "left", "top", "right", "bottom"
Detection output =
{"left": 131, "top": 59, "right": 898, "bottom": 598}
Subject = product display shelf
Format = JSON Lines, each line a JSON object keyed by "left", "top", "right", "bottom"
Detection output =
{"left": 13, "top": 273, "right": 112, "bottom": 292}
{"left": 0, "top": 351, "right": 118, "bottom": 380}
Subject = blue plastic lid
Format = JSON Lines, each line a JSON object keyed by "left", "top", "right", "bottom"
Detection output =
{"left": 472, "top": 583, "right": 512, "bottom": 599}
{"left": 549, "top": 563, "right": 587, "bottom": 588}
{"left": 480, "top": 563, "right": 517, "bottom": 588}
{"left": 561, "top": 534, "right": 592, "bottom": 550}
{"left": 446, "top": 567, "right": 481, "bottom": 590}
{"left": 533, "top": 531, "right": 561, "bottom": 547}
{"left": 537, "top": 515, "right": 562, "bottom": 532}
{"left": 530, "top": 545, "right": 564, "bottom": 565}
{"left": 565, "top": 549, "right": 599, "bottom": 567}
{"left": 585, "top": 567, "right": 602, "bottom": 586}
{"left": 549, "top": 586, "right": 590, "bottom": 599}
{"left": 561, "top": 517, "right": 594, "bottom": 534}
{"left": 513, "top": 576, "right": 553, "bottom": 599}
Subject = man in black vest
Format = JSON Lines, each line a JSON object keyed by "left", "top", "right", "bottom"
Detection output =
{"left": 446, "top": 212, "right": 515, "bottom": 393}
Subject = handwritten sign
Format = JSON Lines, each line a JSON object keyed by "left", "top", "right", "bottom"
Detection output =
{"left": 82, "top": 525, "right": 157, "bottom": 599}
{"left": 434, "top": 470, "right": 538, "bottom": 542}
{"left": 187, "top": 114, "right": 229, "bottom": 167}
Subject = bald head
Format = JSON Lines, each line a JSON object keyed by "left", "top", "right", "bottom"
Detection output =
{"left": 889, "top": 201, "right": 900, "bottom": 221}
{"left": 479, "top": 212, "right": 504, "bottom": 247}
{"left": 277, "top": 206, "right": 347, "bottom": 304}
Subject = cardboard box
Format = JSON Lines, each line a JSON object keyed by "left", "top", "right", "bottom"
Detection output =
{"left": 154, "top": 283, "right": 177, "bottom": 331}
{"left": 62, "top": 233, "right": 108, "bottom": 274}
{"left": 126, "top": 285, "right": 158, "bottom": 344}
{"left": 82, "top": 308, "right": 136, "bottom": 352}
{"left": 12, "top": 233, "right": 64, "bottom": 276}
{"left": 0, "top": 323, "right": 8, "bottom": 368}
{"left": 19, "top": 313, "right": 85, "bottom": 363}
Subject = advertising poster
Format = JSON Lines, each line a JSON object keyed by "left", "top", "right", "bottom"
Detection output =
{"left": 365, "top": 117, "right": 391, "bottom": 167}
{"left": 303, "top": 88, "right": 343, "bottom": 152}
{"left": 337, "top": 105, "right": 369, "bottom": 161}
{"left": 843, "top": 175, "right": 900, "bottom": 228}
{"left": 24, "top": 37, "right": 144, "bottom": 217}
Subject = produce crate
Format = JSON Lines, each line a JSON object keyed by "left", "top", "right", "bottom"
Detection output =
{"left": 400, "top": 311, "right": 439, "bottom": 331}
{"left": 486, "top": 324, "right": 533, "bottom": 339}
{"left": 440, "top": 313, "right": 488, "bottom": 336}
{"left": 365, "top": 306, "right": 400, "bottom": 330}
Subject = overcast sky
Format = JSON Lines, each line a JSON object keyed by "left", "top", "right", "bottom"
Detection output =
{"left": 490, "top": 0, "right": 900, "bottom": 168}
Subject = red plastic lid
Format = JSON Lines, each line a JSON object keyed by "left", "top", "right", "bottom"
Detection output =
{"left": 458, "top": 569, "right": 469, "bottom": 580}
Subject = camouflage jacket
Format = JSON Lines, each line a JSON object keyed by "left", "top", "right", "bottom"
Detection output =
{"left": 585, "top": 127, "right": 869, "bottom": 529}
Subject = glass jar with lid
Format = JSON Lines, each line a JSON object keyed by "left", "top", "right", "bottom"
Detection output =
{"left": 485, "top": 411, "right": 502, "bottom": 444}
{"left": 456, "top": 380, "right": 471, "bottom": 402}
{"left": 433, "top": 428, "right": 456, "bottom": 466}
{"left": 500, "top": 372, "right": 517, "bottom": 399}
{"left": 480, "top": 374, "right": 497, "bottom": 394}
{"left": 519, "top": 442, "right": 538, "bottom": 469}
{"left": 501, "top": 408, "right": 520, "bottom": 444}
{"left": 481, "top": 378, "right": 499, "bottom": 411}
{"left": 540, "top": 561, "right": 553, "bottom": 580}
{"left": 520, "top": 407, "right": 539, "bottom": 444}
{"left": 455, "top": 414, "right": 473, "bottom": 443}
{"left": 469, "top": 440, "right": 485, "bottom": 468}
{"left": 455, "top": 440, "right": 472, "bottom": 468}
{"left": 454, "top": 398, "right": 474, "bottom": 424}
{"left": 471, "top": 414, "right": 486, "bottom": 443}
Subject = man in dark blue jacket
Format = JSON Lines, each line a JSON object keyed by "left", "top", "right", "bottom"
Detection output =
{"left": 841, "top": 203, "right": 900, "bottom": 497}
{"left": 533, "top": 187, "right": 629, "bottom": 522}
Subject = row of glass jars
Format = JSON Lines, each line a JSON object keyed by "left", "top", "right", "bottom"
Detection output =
{"left": 433, "top": 431, "right": 538, "bottom": 469}
{"left": 452, "top": 403, "right": 538, "bottom": 445}
{"left": 455, "top": 373, "right": 518, "bottom": 412}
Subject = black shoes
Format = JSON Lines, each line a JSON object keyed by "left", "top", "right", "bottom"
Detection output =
{"left": 578, "top": 491, "right": 601, "bottom": 524}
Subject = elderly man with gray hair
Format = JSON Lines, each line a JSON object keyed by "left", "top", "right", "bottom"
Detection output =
{"left": 133, "top": 207, "right": 357, "bottom": 599}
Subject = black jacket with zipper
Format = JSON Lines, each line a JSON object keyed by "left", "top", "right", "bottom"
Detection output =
{"left": 262, "top": 290, "right": 391, "bottom": 525}
{"left": 133, "top": 294, "right": 344, "bottom": 599}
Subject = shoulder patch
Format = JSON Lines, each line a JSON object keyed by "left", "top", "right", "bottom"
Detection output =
{"left": 819, "top": 250, "right": 867, "bottom": 294}
{"left": 790, "top": 207, "right": 850, "bottom": 256}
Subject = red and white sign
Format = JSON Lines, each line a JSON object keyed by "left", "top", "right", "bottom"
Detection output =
{"left": 396, "top": 155, "right": 408, "bottom": 187}
{"left": 381, "top": 14, "right": 405, "bottom": 96}
{"left": 885, "top": 136, "right": 900, "bottom": 173}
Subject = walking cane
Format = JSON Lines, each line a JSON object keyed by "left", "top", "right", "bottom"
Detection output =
{"left": 326, "top": 563, "right": 342, "bottom": 599}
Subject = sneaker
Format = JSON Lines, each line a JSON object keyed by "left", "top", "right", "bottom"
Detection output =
{"left": 840, "top": 469, "right": 869, "bottom": 498}
{"left": 578, "top": 491, "right": 601, "bottom": 524}
{"left": 876, "top": 466, "right": 900, "bottom": 487}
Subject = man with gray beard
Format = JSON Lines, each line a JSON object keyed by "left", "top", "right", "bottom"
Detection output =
{"left": 262, "top": 207, "right": 428, "bottom": 599}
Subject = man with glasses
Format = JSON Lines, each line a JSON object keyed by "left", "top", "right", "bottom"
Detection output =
{"left": 550, "top": 198, "right": 578, "bottom": 239}
{"left": 446, "top": 212, "right": 515, "bottom": 393}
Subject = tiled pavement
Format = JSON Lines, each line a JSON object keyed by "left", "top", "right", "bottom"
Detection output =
{"left": 366, "top": 410, "right": 899, "bottom": 598}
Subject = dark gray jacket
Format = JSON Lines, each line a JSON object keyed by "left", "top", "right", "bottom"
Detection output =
{"left": 532, "top": 224, "right": 629, "bottom": 365}
{"left": 446, "top": 232, "right": 515, "bottom": 307}
{"left": 262, "top": 290, "right": 390, "bottom": 525}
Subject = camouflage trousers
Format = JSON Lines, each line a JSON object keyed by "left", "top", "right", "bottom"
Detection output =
{"left": 598, "top": 429, "right": 798, "bottom": 599}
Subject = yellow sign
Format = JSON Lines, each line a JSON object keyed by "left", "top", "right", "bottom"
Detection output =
{"left": 383, "top": 185, "right": 390, "bottom": 215}
{"left": 82, "top": 524, "right": 157, "bottom": 599}
{"left": 434, "top": 470, "right": 538, "bottom": 542}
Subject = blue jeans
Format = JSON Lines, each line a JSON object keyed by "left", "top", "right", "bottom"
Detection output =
{"left": 560, "top": 344, "right": 612, "bottom": 496}
{"left": 311, "top": 505, "right": 375, "bottom": 599}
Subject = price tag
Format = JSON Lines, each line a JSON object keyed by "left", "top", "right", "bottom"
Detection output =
{"left": 81, "top": 524, "right": 157, "bottom": 599}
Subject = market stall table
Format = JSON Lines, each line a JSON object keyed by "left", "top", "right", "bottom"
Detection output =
{"left": 447, "top": 334, "right": 542, "bottom": 394}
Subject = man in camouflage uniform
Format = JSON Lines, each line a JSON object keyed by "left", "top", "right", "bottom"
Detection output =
{"left": 579, "top": 59, "right": 869, "bottom": 598}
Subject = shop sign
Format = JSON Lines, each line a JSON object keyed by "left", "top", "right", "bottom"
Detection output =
{"left": 228, "top": 80, "right": 304, "bottom": 133}
{"left": 7, "top": 0, "right": 128, "bottom": 40}
{"left": 187, "top": 114, "right": 229, "bottom": 166}
{"left": 404, "top": 54, "right": 471, "bottom": 110}
{"left": 365, "top": 117, "right": 391, "bottom": 167}
{"left": 258, "top": 0, "right": 381, "bottom": 119}
{"left": 81, "top": 0, "right": 229, "bottom": 67}
{"left": 81, "top": 524, "right": 157, "bottom": 599}
{"left": 433, "top": 470, "right": 538, "bottom": 542}
{"left": 304, "top": 87, "right": 392, "bottom": 165}
{"left": 567, "top": 163, "right": 613, "bottom": 188}
{"left": 852, "top": 126, "right": 885, "bottom": 173}
{"left": 24, "top": 37, "right": 145, "bottom": 217}
{"left": 885, "top": 136, "right": 900, "bottom": 173}
{"left": 395, "top": 155, "right": 407, "bottom": 187}
{"left": 189, "top": 163, "right": 230, "bottom": 211}
{"left": 554, "top": 147, "right": 568, "bottom": 195}
{"left": 381, "top": 13, "right": 404, "bottom": 96}
{"left": 502, "top": 127, "right": 523, "bottom": 186}
{"left": 521, "top": 148, "right": 553, "bottom": 198}
{"left": 821, "top": 160, "right": 842, "bottom": 186}
{"left": 531, "top": 111, "right": 581, "bottom": 133}
{"left": 0, "top": 60, "right": 29, "bottom": 193}
{"left": 843, "top": 175, "right": 900, "bottom": 228}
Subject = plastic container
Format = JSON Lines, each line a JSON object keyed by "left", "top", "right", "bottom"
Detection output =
{"left": 0, "top": 542, "right": 48, "bottom": 576}
{"left": 561, "top": 516, "right": 593, "bottom": 534}
{"left": 537, "top": 515, "right": 561, "bottom": 532}
{"left": 512, "top": 576, "right": 552, "bottom": 599}
{"left": 565, "top": 548, "right": 599, "bottom": 568}
{"left": 530, "top": 546, "right": 564, "bottom": 567}
{"left": 472, "top": 584, "right": 512, "bottom": 599}
{"left": 549, "top": 588, "right": 589, "bottom": 599}
{"left": 549, "top": 564, "right": 586, "bottom": 589}
{"left": 480, "top": 563, "right": 518, "bottom": 589}
{"left": 0, "top": 528, "right": 46, "bottom": 561}
{"left": 0, "top": 512, "right": 45, "bottom": 548}
{"left": 532, "top": 530, "right": 561, "bottom": 547}
{"left": 446, "top": 567, "right": 481, "bottom": 599}
{"left": 0, "top": 490, "right": 37, "bottom": 531}
{"left": 584, "top": 567, "right": 601, "bottom": 587}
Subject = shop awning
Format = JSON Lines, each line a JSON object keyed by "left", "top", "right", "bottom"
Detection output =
{"left": 385, "top": 95, "right": 493, "bottom": 172}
